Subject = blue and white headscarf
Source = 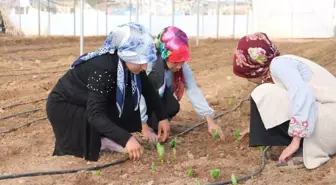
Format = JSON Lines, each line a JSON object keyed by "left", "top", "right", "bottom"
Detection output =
{"left": 70, "top": 22, "right": 157, "bottom": 117}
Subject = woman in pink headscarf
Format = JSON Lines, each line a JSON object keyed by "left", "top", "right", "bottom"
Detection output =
{"left": 232, "top": 32, "right": 336, "bottom": 169}
{"left": 139, "top": 26, "right": 225, "bottom": 142}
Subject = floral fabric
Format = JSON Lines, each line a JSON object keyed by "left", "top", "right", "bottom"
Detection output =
{"left": 233, "top": 32, "right": 280, "bottom": 83}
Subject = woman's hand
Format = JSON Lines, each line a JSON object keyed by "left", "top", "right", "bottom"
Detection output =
{"left": 125, "top": 136, "right": 143, "bottom": 161}
{"left": 278, "top": 136, "right": 301, "bottom": 163}
{"left": 205, "top": 115, "right": 225, "bottom": 140}
{"left": 142, "top": 123, "right": 159, "bottom": 142}
{"left": 158, "top": 119, "right": 170, "bottom": 142}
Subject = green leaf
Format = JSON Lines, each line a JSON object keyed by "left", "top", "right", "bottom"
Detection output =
{"left": 228, "top": 98, "right": 233, "bottom": 105}
{"left": 173, "top": 148, "right": 176, "bottom": 159}
{"left": 169, "top": 137, "right": 177, "bottom": 149}
{"left": 151, "top": 162, "right": 157, "bottom": 172}
{"left": 231, "top": 174, "right": 238, "bottom": 185}
{"left": 94, "top": 170, "right": 101, "bottom": 176}
{"left": 209, "top": 169, "right": 220, "bottom": 179}
{"left": 187, "top": 167, "right": 193, "bottom": 177}
{"left": 212, "top": 129, "right": 219, "bottom": 140}
{"left": 156, "top": 143, "right": 165, "bottom": 162}
{"left": 196, "top": 179, "right": 201, "bottom": 185}
{"left": 233, "top": 129, "right": 240, "bottom": 138}
{"left": 258, "top": 145, "right": 265, "bottom": 152}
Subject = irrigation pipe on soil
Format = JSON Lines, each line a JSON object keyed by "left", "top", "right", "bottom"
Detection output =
{"left": 0, "top": 70, "right": 65, "bottom": 77}
{"left": 205, "top": 146, "right": 270, "bottom": 185}
{"left": 0, "top": 117, "right": 47, "bottom": 134}
{"left": 0, "top": 97, "right": 270, "bottom": 185}
{"left": 0, "top": 108, "right": 41, "bottom": 120}
{"left": 1, "top": 98, "right": 47, "bottom": 110}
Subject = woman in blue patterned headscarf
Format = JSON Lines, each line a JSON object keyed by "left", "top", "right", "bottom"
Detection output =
{"left": 46, "top": 22, "right": 170, "bottom": 162}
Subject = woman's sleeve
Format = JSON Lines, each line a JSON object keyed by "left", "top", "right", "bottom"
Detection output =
{"left": 182, "top": 63, "right": 215, "bottom": 119}
{"left": 85, "top": 69, "right": 132, "bottom": 147}
{"left": 140, "top": 71, "right": 168, "bottom": 122}
{"left": 139, "top": 94, "right": 148, "bottom": 124}
{"left": 270, "top": 58, "right": 318, "bottom": 138}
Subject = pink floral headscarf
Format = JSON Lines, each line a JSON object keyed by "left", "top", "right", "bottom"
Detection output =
{"left": 156, "top": 26, "right": 190, "bottom": 101}
{"left": 232, "top": 32, "right": 280, "bottom": 83}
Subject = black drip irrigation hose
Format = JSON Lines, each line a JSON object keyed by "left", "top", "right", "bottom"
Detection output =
{"left": 0, "top": 108, "right": 42, "bottom": 120}
{"left": 169, "top": 97, "right": 249, "bottom": 139}
{"left": 0, "top": 117, "right": 48, "bottom": 134}
{"left": 0, "top": 156, "right": 130, "bottom": 180}
{"left": 0, "top": 70, "right": 66, "bottom": 78}
{"left": 205, "top": 146, "right": 270, "bottom": 185}
{"left": 1, "top": 98, "right": 47, "bottom": 110}
{"left": 0, "top": 97, "right": 262, "bottom": 184}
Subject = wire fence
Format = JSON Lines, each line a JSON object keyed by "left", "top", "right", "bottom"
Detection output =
{"left": 1, "top": 0, "right": 336, "bottom": 40}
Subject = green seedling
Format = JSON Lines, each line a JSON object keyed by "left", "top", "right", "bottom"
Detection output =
{"left": 212, "top": 129, "right": 219, "bottom": 140}
{"left": 196, "top": 179, "right": 201, "bottom": 185}
{"left": 233, "top": 129, "right": 240, "bottom": 139}
{"left": 187, "top": 167, "right": 193, "bottom": 177}
{"left": 231, "top": 174, "right": 238, "bottom": 185}
{"left": 228, "top": 97, "right": 233, "bottom": 105}
{"left": 169, "top": 137, "right": 177, "bottom": 159}
{"left": 209, "top": 169, "right": 220, "bottom": 179}
{"left": 151, "top": 162, "right": 157, "bottom": 172}
{"left": 156, "top": 143, "right": 165, "bottom": 164}
{"left": 94, "top": 170, "right": 101, "bottom": 176}
{"left": 258, "top": 145, "right": 265, "bottom": 152}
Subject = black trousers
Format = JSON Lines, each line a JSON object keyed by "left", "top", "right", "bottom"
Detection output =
{"left": 249, "top": 97, "right": 294, "bottom": 147}
{"left": 146, "top": 89, "right": 180, "bottom": 132}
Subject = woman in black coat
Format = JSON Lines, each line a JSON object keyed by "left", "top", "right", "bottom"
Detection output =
{"left": 46, "top": 23, "right": 170, "bottom": 161}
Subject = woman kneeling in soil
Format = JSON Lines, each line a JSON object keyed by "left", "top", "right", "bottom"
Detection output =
{"left": 139, "top": 26, "right": 225, "bottom": 142}
{"left": 46, "top": 23, "right": 170, "bottom": 161}
{"left": 232, "top": 32, "right": 336, "bottom": 169}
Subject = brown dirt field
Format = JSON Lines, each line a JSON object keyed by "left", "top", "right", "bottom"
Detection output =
{"left": 0, "top": 36, "right": 336, "bottom": 185}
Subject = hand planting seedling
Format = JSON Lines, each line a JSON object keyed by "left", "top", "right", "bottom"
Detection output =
{"left": 169, "top": 137, "right": 177, "bottom": 159}
{"left": 212, "top": 129, "right": 219, "bottom": 140}
{"left": 209, "top": 168, "right": 220, "bottom": 179}
{"left": 156, "top": 143, "right": 165, "bottom": 164}
{"left": 151, "top": 162, "right": 157, "bottom": 172}
{"left": 231, "top": 174, "right": 238, "bottom": 185}
{"left": 187, "top": 167, "right": 193, "bottom": 177}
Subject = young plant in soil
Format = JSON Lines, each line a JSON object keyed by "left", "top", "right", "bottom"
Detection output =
{"left": 233, "top": 129, "right": 241, "bottom": 143}
{"left": 228, "top": 96, "right": 234, "bottom": 106}
{"left": 169, "top": 137, "right": 177, "bottom": 159}
{"left": 233, "top": 129, "right": 240, "bottom": 139}
{"left": 258, "top": 145, "right": 265, "bottom": 152}
{"left": 156, "top": 143, "right": 165, "bottom": 164}
{"left": 209, "top": 168, "right": 220, "bottom": 179}
{"left": 231, "top": 174, "right": 238, "bottom": 185}
{"left": 187, "top": 167, "right": 193, "bottom": 177}
{"left": 94, "top": 170, "right": 101, "bottom": 176}
{"left": 212, "top": 129, "right": 219, "bottom": 140}
{"left": 151, "top": 162, "right": 157, "bottom": 172}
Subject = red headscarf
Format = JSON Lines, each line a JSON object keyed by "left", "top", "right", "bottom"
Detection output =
{"left": 232, "top": 32, "right": 280, "bottom": 83}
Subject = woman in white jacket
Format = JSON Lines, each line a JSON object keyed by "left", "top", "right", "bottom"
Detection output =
{"left": 232, "top": 32, "right": 336, "bottom": 169}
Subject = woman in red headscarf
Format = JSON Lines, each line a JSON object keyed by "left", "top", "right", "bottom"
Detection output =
{"left": 139, "top": 26, "right": 225, "bottom": 142}
{"left": 232, "top": 32, "right": 336, "bottom": 169}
